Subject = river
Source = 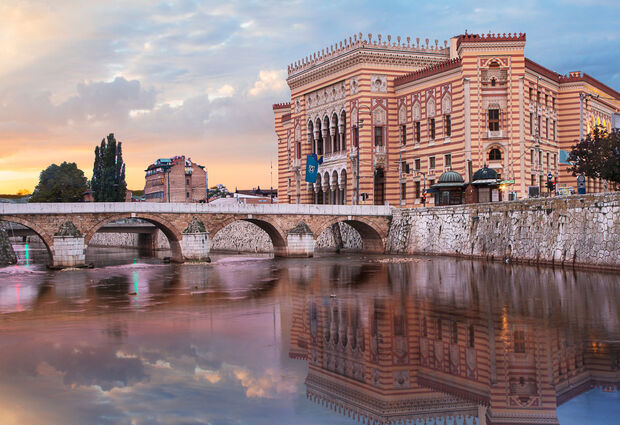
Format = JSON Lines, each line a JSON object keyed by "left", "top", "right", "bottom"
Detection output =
{"left": 0, "top": 248, "right": 618, "bottom": 425}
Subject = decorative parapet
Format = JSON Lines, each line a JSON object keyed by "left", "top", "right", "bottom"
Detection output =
{"left": 394, "top": 57, "right": 462, "bottom": 87}
{"left": 456, "top": 32, "right": 526, "bottom": 49}
{"left": 272, "top": 102, "right": 291, "bottom": 111}
{"left": 183, "top": 217, "right": 206, "bottom": 234}
{"left": 525, "top": 59, "right": 620, "bottom": 99}
{"left": 288, "top": 32, "right": 449, "bottom": 76}
{"left": 54, "top": 220, "right": 82, "bottom": 237}
{"left": 558, "top": 72, "right": 620, "bottom": 99}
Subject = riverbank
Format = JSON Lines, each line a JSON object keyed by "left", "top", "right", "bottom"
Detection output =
{"left": 386, "top": 192, "right": 620, "bottom": 271}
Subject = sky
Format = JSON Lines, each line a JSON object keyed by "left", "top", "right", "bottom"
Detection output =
{"left": 0, "top": 0, "right": 619, "bottom": 194}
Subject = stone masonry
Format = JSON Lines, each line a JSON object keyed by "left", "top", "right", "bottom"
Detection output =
{"left": 386, "top": 192, "right": 620, "bottom": 270}
{"left": 0, "top": 203, "right": 391, "bottom": 267}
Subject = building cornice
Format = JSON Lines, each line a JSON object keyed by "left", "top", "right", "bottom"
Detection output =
{"left": 287, "top": 49, "right": 448, "bottom": 91}
{"left": 394, "top": 58, "right": 462, "bottom": 88}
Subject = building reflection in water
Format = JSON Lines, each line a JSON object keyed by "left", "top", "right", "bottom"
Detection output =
{"left": 286, "top": 260, "right": 620, "bottom": 425}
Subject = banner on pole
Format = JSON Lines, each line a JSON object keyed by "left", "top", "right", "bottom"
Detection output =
{"left": 305, "top": 155, "right": 318, "bottom": 183}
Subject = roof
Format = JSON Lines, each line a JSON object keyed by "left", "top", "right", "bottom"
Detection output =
{"left": 472, "top": 166, "right": 498, "bottom": 183}
{"left": 394, "top": 57, "right": 462, "bottom": 87}
{"left": 432, "top": 170, "right": 466, "bottom": 188}
{"left": 525, "top": 58, "right": 620, "bottom": 99}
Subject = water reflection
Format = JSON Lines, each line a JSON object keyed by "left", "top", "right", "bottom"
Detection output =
{"left": 0, "top": 254, "right": 617, "bottom": 425}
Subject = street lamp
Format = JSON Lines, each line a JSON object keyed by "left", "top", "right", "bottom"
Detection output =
{"left": 415, "top": 170, "right": 427, "bottom": 205}
{"left": 354, "top": 104, "right": 372, "bottom": 205}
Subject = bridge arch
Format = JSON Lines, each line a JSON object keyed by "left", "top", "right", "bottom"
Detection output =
{"left": 314, "top": 217, "right": 385, "bottom": 253}
{"left": 84, "top": 213, "right": 184, "bottom": 262}
{"left": 0, "top": 216, "right": 54, "bottom": 264}
{"left": 209, "top": 216, "right": 288, "bottom": 256}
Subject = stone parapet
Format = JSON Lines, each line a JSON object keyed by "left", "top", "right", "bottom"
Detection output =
{"left": 0, "top": 203, "right": 392, "bottom": 217}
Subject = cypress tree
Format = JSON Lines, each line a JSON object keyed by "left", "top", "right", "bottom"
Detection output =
{"left": 92, "top": 133, "right": 127, "bottom": 201}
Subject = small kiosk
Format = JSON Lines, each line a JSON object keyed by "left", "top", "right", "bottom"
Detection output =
{"left": 472, "top": 166, "right": 501, "bottom": 203}
{"left": 432, "top": 171, "right": 466, "bottom": 206}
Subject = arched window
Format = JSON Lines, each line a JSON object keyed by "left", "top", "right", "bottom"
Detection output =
{"left": 489, "top": 148, "right": 502, "bottom": 161}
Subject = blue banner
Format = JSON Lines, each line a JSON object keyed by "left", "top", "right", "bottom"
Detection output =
{"left": 305, "top": 155, "right": 318, "bottom": 183}
{"left": 559, "top": 150, "right": 572, "bottom": 165}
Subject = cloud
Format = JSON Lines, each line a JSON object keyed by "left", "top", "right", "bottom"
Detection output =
{"left": 249, "top": 70, "right": 287, "bottom": 97}
{"left": 231, "top": 366, "right": 297, "bottom": 399}
{"left": 0, "top": 0, "right": 619, "bottom": 194}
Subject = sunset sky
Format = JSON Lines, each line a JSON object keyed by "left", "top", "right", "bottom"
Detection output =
{"left": 1, "top": 0, "right": 619, "bottom": 194}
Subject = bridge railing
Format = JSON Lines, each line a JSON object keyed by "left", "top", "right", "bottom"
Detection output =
{"left": 0, "top": 203, "right": 393, "bottom": 217}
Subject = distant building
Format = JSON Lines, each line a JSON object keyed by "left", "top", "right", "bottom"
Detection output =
{"left": 144, "top": 156, "right": 206, "bottom": 202}
{"left": 83, "top": 188, "right": 133, "bottom": 202}
{"left": 234, "top": 187, "right": 277, "bottom": 204}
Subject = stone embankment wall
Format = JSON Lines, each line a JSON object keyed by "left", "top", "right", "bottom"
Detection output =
{"left": 0, "top": 228, "right": 17, "bottom": 266}
{"left": 209, "top": 221, "right": 362, "bottom": 252}
{"left": 89, "top": 232, "right": 170, "bottom": 250}
{"left": 88, "top": 221, "right": 362, "bottom": 253}
{"left": 386, "top": 193, "right": 620, "bottom": 270}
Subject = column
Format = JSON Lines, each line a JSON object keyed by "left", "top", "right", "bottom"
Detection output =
{"left": 519, "top": 76, "right": 526, "bottom": 199}
{"left": 181, "top": 232, "right": 210, "bottom": 261}
{"left": 286, "top": 221, "right": 314, "bottom": 257}
{"left": 52, "top": 236, "right": 86, "bottom": 268}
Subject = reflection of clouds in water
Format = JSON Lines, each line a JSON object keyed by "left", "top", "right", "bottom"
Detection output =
{"left": 231, "top": 366, "right": 297, "bottom": 399}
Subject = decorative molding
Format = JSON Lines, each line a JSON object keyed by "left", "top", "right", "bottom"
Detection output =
{"left": 398, "top": 105, "right": 407, "bottom": 124}
{"left": 350, "top": 76, "right": 359, "bottom": 95}
{"left": 373, "top": 108, "right": 386, "bottom": 126}
{"left": 427, "top": 96, "right": 436, "bottom": 118}
{"left": 442, "top": 93, "right": 452, "bottom": 114}
{"left": 413, "top": 102, "right": 421, "bottom": 121}
{"left": 370, "top": 75, "right": 387, "bottom": 92}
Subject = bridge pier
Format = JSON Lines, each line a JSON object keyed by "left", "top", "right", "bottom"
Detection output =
{"left": 52, "top": 236, "right": 86, "bottom": 268}
{"left": 286, "top": 221, "right": 315, "bottom": 257}
{"left": 181, "top": 232, "right": 210, "bottom": 261}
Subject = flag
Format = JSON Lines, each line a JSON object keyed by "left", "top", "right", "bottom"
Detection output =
{"left": 311, "top": 153, "right": 323, "bottom": 165}
{"left": 305, "top": 155, "right": 318, "bottom": 183}
{"left": 559, "top": 150, "right": 572, "bottom": 165}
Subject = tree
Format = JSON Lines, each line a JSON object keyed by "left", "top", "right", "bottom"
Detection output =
{"left": 92, "top": 133, "right": 127, "bottom": 201}
{"left": 29, "top": 162, "right": 88, "bottom": 202}
{"left": 568, "top": 128, "right": 620, "bottom": 185}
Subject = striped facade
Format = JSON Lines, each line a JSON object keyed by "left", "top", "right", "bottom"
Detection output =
{"left": 274, "top": 32, "right": 620, "bottom": 206}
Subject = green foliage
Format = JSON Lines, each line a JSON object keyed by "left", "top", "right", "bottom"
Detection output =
{"left": 92, "top": 133, "right": 127, "bottom": 201}
{"left": 568, "top": 128, "right": 620, "bottom": 185}
{"left": 29, "top": 162, "right": 88, "bottom": 203}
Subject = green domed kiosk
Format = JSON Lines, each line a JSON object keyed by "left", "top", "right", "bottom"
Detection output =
{"left": 472, "top": 166, "right": 501, "bottom": 203}
{"left": 431, "top": 170, "right": 466, "bottom": 205}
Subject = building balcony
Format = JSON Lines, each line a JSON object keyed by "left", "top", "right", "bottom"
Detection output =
{"left": 487, "top": 130, "right": 504, "bottom": 139}
{"left": 292, "top": 158, "right": 301, "bottom": 170}
{"left": 323, "top": 151, "right": 347, "bottom": 164}
{"left": 349, "top": 146, "right": 358, "bottom": 158}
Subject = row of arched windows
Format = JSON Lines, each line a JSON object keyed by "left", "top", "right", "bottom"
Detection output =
{"left": 307, "top": 111, "right": 347, "bottom": 156}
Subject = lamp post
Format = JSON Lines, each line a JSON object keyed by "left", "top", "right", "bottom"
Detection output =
{"left": 354, "top": 104, "right": 372, "bottom": 205}
{"left": 415, "top": 170, "right": 427, "bottom": 205}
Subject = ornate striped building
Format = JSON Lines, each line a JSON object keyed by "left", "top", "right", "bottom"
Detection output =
{"left": 273, "top": 32, "right": 620, "bottom": 206}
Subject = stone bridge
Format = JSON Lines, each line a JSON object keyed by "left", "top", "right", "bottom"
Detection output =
{"left": 0, "top": 203, "right": 392, "bottom": 268}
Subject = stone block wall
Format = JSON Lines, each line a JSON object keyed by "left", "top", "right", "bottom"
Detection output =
{"left": 387, "top": 193, "right": 620, "bottom": 270}
{"left": 0, "top": 228, "right": 17, "bottom": 266}
{"left": 286, "top": 233, "right": 314, "bottom": 257}
{"left": 181, "top": 233, "right": 210, "bottom": 260}
{"left": 52, "top": 236, "right": 86, "bottom": 267}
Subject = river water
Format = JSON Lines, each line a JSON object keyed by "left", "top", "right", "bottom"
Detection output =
{"left": 0, "top": 248, "right": 618, "bottom": 425}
